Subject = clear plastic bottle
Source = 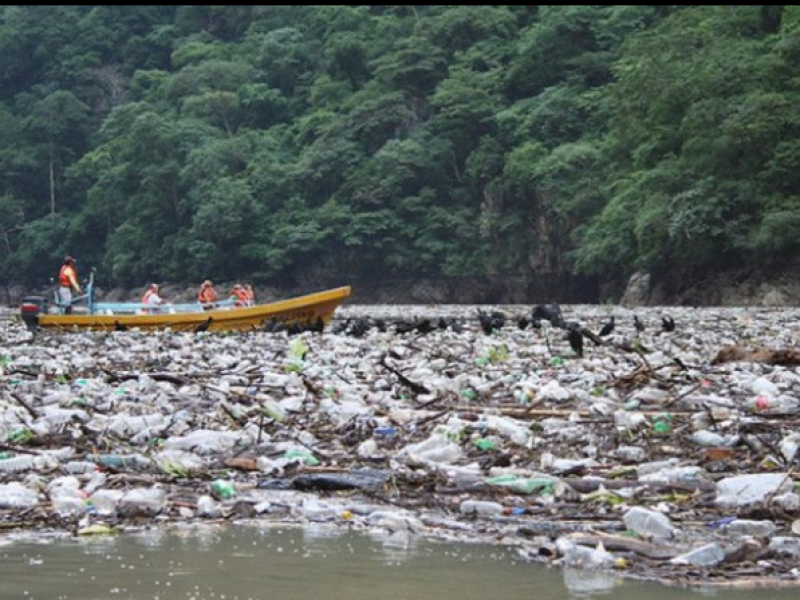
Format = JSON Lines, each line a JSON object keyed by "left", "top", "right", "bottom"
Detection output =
{"left": 623, "top": 507, "right": 676, "bottom": 541}
{"left": 0, "top": 455, "right": 35, "bottom": 473}
{"left": 119, "top": 487, "right": 167, "bottom": 515}
{"left": 0, "top": 482, "right": 39, "bottom": 509}
{"left": 90, "top": 490, "right": 124, "bottom": 516}
{"left": 459, "top": 500, "right": 507, "bottom": 516}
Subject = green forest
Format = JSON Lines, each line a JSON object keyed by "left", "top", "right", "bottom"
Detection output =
{"left": 1, "top": 6, "right": 798, "bottom": 298}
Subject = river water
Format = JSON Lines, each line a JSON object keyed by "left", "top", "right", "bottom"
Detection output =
{"left": 1, "top": 525, "right": 798, "bottom": 600}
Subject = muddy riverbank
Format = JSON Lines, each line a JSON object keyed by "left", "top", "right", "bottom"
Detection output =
{"left": 1, "top": 304, "right": 799, "bottom": 588}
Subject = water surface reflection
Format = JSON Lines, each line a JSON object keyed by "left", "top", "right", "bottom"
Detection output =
{"left": 0, "top": 525, "right": 798, "bottom": 600}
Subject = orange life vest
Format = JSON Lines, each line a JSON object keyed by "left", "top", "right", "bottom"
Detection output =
{"left": 230, "top": 288, "right": 248, "bottom": 307}
{"left": 59, "top": 264, "right": 77, "bottom": 288}
{"left": 198, "top": 286, "right": 217, "bottom": 304}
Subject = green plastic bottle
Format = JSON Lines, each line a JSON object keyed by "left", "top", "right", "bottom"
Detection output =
{"left": 211, "top": 480, "right": 236, "bottom": 500}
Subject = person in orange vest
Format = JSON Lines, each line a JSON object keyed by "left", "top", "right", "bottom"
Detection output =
{"left": 57, "top": 256, "right": 81, "bottom": 314}
{"left": 197, "top": 279, "right": 218, "bottom": 310}
{"left": 244, "top": 284, "right": 256, "bottom": 306}
{"left": 141, "top": 283, "right": 164, "bottom": 313}
{"left": 229, "top": 284, "right": 248, "bottom": 307}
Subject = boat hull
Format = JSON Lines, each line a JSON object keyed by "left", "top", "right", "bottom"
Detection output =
{"left": 35, "top": 286, "right": 351, "bottom": 332}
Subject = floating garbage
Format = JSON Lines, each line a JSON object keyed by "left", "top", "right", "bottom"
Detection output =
{"left": 1, "top": 303, "right": 799, "bottom": 589}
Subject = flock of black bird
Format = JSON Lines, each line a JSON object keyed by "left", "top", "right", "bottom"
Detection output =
{"left": 111, "top": 304, "right": 676, "bottom": 359}
{"left": 281, "top": 303, "right": 677, "bottom": 359}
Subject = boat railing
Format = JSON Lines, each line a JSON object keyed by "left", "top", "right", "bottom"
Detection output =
{"left": 51, "top": 270, "right": 256, "bottom": 315}
{"left": 91, "top": 299, "right": 238, "bottom": 315}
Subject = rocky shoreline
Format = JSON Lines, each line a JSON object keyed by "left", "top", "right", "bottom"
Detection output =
{"left": 1, "top": 303, "right": 799, "bottom": 588}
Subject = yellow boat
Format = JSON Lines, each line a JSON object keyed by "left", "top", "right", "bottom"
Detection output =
{"left": 20, "top": 285, "right": 352, "bottom": 333}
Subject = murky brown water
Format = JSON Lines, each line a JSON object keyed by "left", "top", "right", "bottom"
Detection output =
{"left": 0, "top": 525, "right": 798, "bottom": 600}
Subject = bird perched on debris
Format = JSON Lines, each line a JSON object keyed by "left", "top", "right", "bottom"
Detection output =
{"left": 533, "top": 304, "right": 565, "bottom": 328}
{"left": 634, "top": 315, "right": 645, "bottom": 333}
{"left": 195, "top": 316, "right": 213, "bottom": 333}
{"left": 661, "top": 315, "right": 676, "bottom": 332}
{"left": 598, "top": 316, "right": 615, "bottom": 337}
{"left": 477, "top": 309, "right": 505, "bottom": 335}
{"left": 566, "top": 323, "right": 584, "bottom": 357}
{"left": 114, "top": 320, "right": 128, "bottom": 332}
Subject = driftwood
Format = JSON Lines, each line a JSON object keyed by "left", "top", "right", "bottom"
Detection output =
{"left": 567, "top": 532, "right": 681, "bottom": 560}
{"left": 378, "top": 353, "right": 431, "bottom": 395}
{"left": 712, "top": 346, "right": 800, "bottom": 366}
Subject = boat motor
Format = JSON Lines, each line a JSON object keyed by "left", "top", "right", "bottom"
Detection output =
{"left": 20, "top": 295, "right": 47, "bottom": 331}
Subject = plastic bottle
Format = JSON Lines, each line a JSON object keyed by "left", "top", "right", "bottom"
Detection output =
{"left": 459, "top": 500, "right": 507, "bottom": 516}
{"left": 474, "top": 438, "right": 498, "bottom": 451}
{"left": 89, "top": 490, "right": 124, "bottom": 516}
{"left": 557, "top": 539, "right": 615, "bottom": 570}
{"left": 670, "top": 542, "right": 725, "bottom": 566}
{"left": 119, "top": 488, "right": 167, "bottom": 515}
{"left": 0, "top": 455, "right": 35, "bottom": 473}
{"left": 283, "top": 449, "right": 320, "bottom": 466}
{"left": 720, "top": 519, "right": 776, "bottom": 538}
{"left": 197, "top": 495, "right": 221, "bottom": 517}
{"left": 652, "top": 413, "right": 673, "bottom": 435}
{"left": 51, "top": 487, "right": 88, "bottom": 516}
{"left": 0, "top": 482, "right": 39, "bottom": 509}
{"left": 623, "top": 507, "right": 676, "bottom": 541}
{"left": 373, "top": 426, "right": 397, "bottom": 436}
{"left": 617, "top": 446, "right": 646, "bottom": 462}
{"left": 210, "top": 480, "right": 236, "bottom": 500}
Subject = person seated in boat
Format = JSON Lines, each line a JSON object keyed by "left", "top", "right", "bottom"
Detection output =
{"left": 229, "top": 284, "right": 248, "bottom": 308}
{"left": 244, "top": 284, "right": 256, "bottom": 306}
{"left": 57, "top": 256, "right": 82, "bottom": 314}
{"left": 141, "top": 283, "right": 164, "bottom": 313}
{"left": 197, "top": 279, "right": 218, "bottom": 310}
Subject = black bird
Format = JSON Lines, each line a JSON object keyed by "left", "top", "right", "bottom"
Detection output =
{"left": 517, "top": 316, "right": 530, "bottom": 330}
{"left": 394, "top": 320, "right": 416, "bottom": 334}
{"left": 286, "top": 321, "right": 305, "bottom": 335}
{"left": 445, "top": 317, "right": 464, "bottom": 334}
{"left": 308, "top": 317, "right": 325, "bottom": 334}
{"left": 414, "top": 318, "right": 436, "bottom": 335}
{"left": 114, "top": 321, "right": 128, "bottom": 332}
{"left": 330, "top": 318, "right": 349, "bottom": 335}
{"left": 634, "top": 315, "right": 645, "bottom": 333}
{"left": 195, "top": 317, "right": 213, "bottom": 333}
{"left": 264, "top": 319, "right": 287, "bottom": 333}
{"left": 661, "top": 315, "right": 676, "bottom": 333}
{"left": 598, "top": 316, "right": 615, "bottom": 337}
{"left": 347, "top": 318, "right": 370, "bottom": 337}
{"left": 566, "top": 324, "right": 584, "bottom": 357}
{"left": 532, "top": 304, "right": 564, "bottom": 328}
{"left": 477, "top": 309, "right": 505, "bottom": 335}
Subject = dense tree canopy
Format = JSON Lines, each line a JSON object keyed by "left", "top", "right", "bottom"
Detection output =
{"left": 0, "top": 5, "right": 796, "bottom": 297}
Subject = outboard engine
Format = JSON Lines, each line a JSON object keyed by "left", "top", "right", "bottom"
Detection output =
{"left": 19, "top": 295, "right": 47, "bottom": 331}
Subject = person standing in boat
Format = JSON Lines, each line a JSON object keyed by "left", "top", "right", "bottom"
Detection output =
{"left": 197, "top": 279, "right": 218, "bottom": 310}
{"left": 141, "top": 283, "right": 164, "bottom": 313}
{"left": 57, "top": 256, "right": 81, "bottom": 314}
